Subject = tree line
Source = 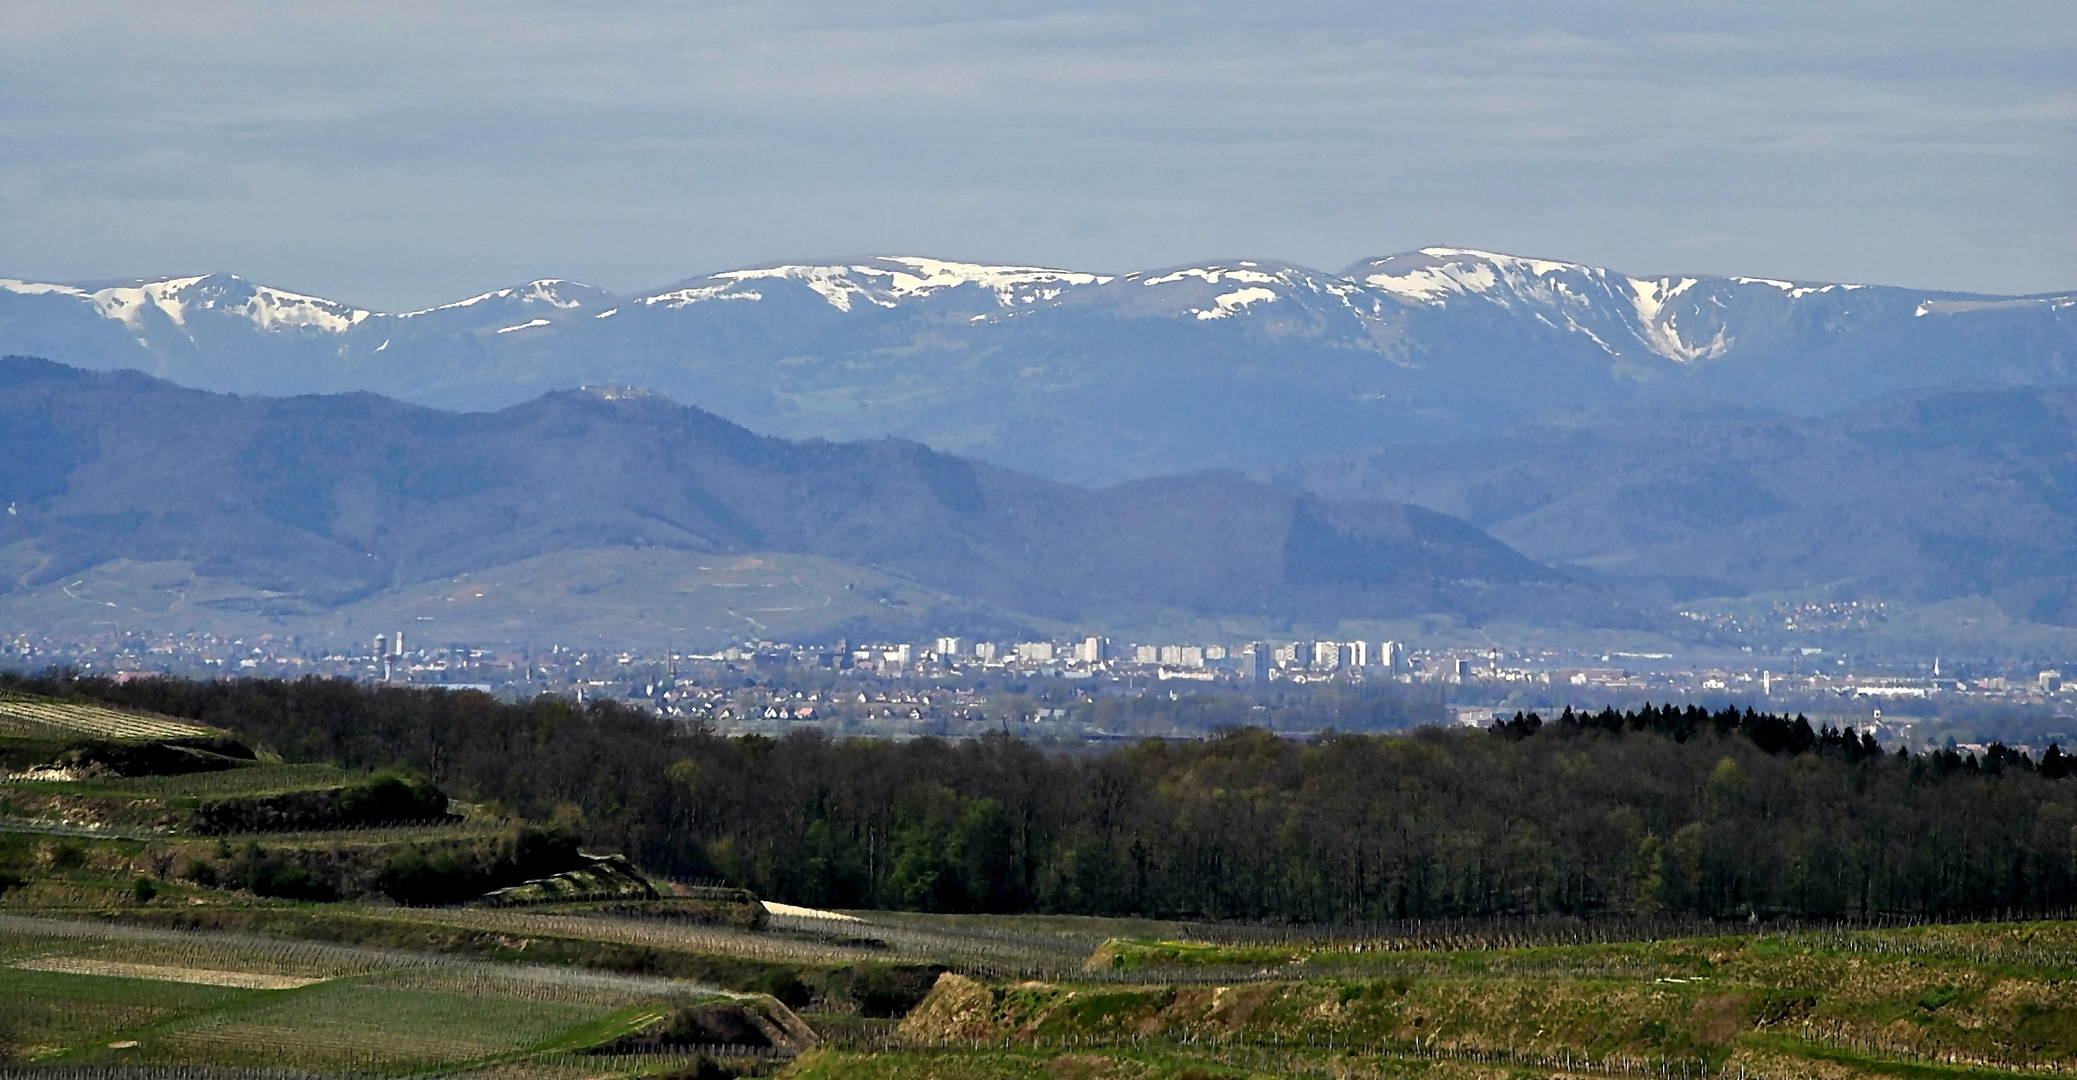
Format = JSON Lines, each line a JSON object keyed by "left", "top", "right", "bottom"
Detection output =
{"left": 8, "top": 670, "right": 2077, "bottom": 922}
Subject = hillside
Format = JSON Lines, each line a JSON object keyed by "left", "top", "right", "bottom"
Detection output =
{"left": 1265, "top": 386, "right": 2077, "bottom": 625}
{"left": 9, "top": 674, "right": 2077, "bottom": 1078}
{"left": 0, "top": 356, "right": 1624, "bottom": 646}
{"left": 4, "top": 250, "right": 2071, "bottom": 484}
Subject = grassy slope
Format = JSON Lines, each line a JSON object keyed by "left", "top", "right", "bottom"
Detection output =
{"left": 859, "top": 925, "right": 2077, "bottom": 1080}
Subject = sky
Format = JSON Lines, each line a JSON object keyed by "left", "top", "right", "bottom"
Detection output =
{"left": 1, "top": 1, "right": 2072, "bottom": 310}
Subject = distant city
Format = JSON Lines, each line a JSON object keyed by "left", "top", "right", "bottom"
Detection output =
{"left": 8, "top": 627, "right": 2074, "bottom": 756}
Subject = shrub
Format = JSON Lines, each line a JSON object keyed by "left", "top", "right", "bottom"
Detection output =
{"left": 742, "top": 967, "right": 812, "bottom": 1009}
{"left": 847, "top": 962, "right": 944, "bottom": 1017}
{"left": 655, "top": 1055, "right": 734, "bottom": 1080}
{"left": 217, "top": 842, "right": 339, "bottom": 901}
{"left": 56, "top": 736, "right": 255, "bottom": 777}
{"left": 193, "top": 769, "right": 453, "bottom": 834}
{"left": 376, "top": 825, "right": 584, "bottom": 905}
{"left": 336, "top": 771, "right": 449, "bottom": 822}
{"left": 246, "top": 860, "right": 336, "bottom": 901}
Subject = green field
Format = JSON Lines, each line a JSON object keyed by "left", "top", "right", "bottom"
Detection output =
{"left": 0, "top": 917, "right": 783, "bottom": 1075}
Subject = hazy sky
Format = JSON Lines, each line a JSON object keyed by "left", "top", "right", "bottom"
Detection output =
{"left": 2, "top": 1, "right": 2071, "bottom": 309}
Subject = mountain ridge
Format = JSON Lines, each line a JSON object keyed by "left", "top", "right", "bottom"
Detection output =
{"left": 1262, "top": 384, "right": 2077, "bottom": 629}
{"left": 0, "top": 354, "right": 1636, "bottom": 647}
{"left": 5, "top": 250, "right": 2071, "bottom": 485}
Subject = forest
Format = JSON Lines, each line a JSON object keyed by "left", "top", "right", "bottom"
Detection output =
{"left": 7, "top": 669, "right": 2076, "bottom": 924}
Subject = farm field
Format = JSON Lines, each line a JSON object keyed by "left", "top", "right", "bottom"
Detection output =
{"left": 0, "top": 915, "right": 788, "bottom": 1076}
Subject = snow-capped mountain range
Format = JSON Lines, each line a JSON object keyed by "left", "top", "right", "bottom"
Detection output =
{"left": 3, "top": 249, "right": 2071, "bottom": 484}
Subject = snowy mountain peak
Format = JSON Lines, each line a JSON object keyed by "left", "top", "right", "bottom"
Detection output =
{"left": 89, "top": 276, "right": 212, "bottom": 327}
{"left": 2, "top": 273, "right": 371, "bottom": 333}
{"left": 1124, "top": 261, "right": 1381, "bottom": 324}
{"left": 402, "top": 279, "right": 607, "bottom": 318}
{"left": 1353, "top": 248, "right": 1611, "bottom": 307}
{"left": 639, "top": 256, "right": 1110, "bottom": 313}
{"left": 219, "top": 278, "right": 374, "bottom": 333}
{"left": 1348, "top": 248, "right": 1890, "bottom": 365}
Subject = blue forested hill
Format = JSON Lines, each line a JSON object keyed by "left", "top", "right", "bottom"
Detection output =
{"left": 0, "top": 355, "right": 1634, "bottom": 641}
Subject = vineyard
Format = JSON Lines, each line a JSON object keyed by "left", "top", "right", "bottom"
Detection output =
{"left": 6, "top": 679, "right": 2077, "bottom": 1080}
{"left": 10, "top": 872, "right": 2077, "bottom": 1078}
{"left": 0, "top": 694, "right": 217, "bottom": 742}
{"left": 835, "top": 920, "right": 2077, "bottom": 1080}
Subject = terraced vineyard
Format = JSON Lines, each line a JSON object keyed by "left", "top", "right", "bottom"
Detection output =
{"left": 3, "top": 763, "right": 358, "bottom": 801}
{"left": 0, "top": 693, "right": 218, "bottom": 741}
{"left": 0, "top": 695, "right": 866, "bottom": 1076}
{"left": 800, "top": 921, "right": 2077, "bottom": 1080}
{"left": 7, "top": 681, "right": 2077, "bottom": 1080}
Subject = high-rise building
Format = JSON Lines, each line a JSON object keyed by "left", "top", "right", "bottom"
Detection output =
{"left": 935, "top": 636, "right": 966, "bottom": 658}
{"left": 1133, "top": 644, "right": 1159, "bottom": 664}
{"left": 1380, "top": 641, "right": 1402, "bottom": 671}
{"left": 974, "top": 642, "right": 999, "bottom": 661}
{"left": 1250, "top": 643, "right": 1271, "bottom": 683}
{"left": 1075, "top": 637, "right": 1107, "bottom": 664}
{"left": 1313, "top": 641, "right": 1341, "bottom": 671}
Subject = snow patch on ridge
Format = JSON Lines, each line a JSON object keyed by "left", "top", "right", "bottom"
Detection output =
{"left": 1135, "top": 264, "right": 1393, "bottom": 328}
{"left": 876, "top": 257, "right": 1109, "bottom": 304}
{"left": 3, "top": 274, "right": 371, "bottom": 333}
{"left": 1731, "top": 276, "right": 1867, "bottom": 300}
{"left": 1361, "top": 248, "right": 1587, "bottom": 305}
{"left": 1143, "top": 267, "right": 1283, "bottom": 287}
{"left": 1629, "top": 278, "right": 1731, "bottom": 362}
{"left": 229, "top": 283, "right": 372, "bottom": 332}
{"left": 402, "top": 279, "right": 597, "bottom": 318}
{"left": 641, "top": 257, "right": 1109, "bottom": 313}
{"left": 639, "top": 284, "right": 765, "bottom": 308}
{"left": 1195, "top": 287, "right": 1281, "bottom": 320}
{"left": 88, "top": 277, "right": 209, "bottom": 327}
{"left": 1421, "top": 247, "right": 1579, "bottom": 278}
{"left": 0, "top": 279, "right": 91, "bottom": 298}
